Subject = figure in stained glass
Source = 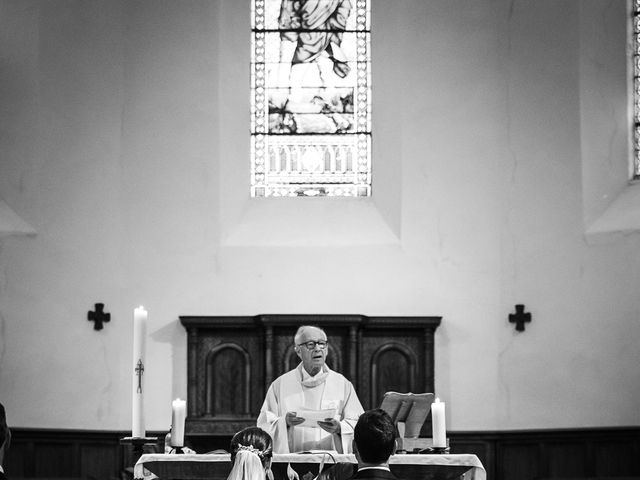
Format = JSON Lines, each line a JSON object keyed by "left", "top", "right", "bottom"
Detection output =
{"left": 279, "top": 0, "right": 352, "bottom": 80}
{"left": 251, "top": 0, "right": 371, "bottom": 197}
{"left": 271, "top": 0, "right": 355, "bottom": 135}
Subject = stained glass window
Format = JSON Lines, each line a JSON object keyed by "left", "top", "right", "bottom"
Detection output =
{"left": 251, "top": 0, "right": 371, "bottom": 197}
{"left": 634, "top": 1, "right": 640, "bottom": 177}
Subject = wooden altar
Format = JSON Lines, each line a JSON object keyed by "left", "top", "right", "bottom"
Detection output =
{"left": 134, "top": 452, "right": 486, "bottom": 480}
{"left": 180, "top": 315, "right": 441, "bottom": 450}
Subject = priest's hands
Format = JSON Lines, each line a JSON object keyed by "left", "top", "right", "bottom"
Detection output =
{"left": 317, "top": 418, "right": 341, "bottom": 434}
{"left": 286, "top": 412, "right": 305, "bottom": 427}
{"left": 285, "top": 412, "right": 341, "bottom": 434}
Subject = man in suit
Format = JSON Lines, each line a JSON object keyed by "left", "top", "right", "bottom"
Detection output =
{"left": 0, "top": 402, "right": 10, "bottom": 480}
{"left": 350, "top": 408, "right": 399, "bottom": 480}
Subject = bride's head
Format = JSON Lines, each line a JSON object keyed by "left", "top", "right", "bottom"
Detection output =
{"left": 229, "top": 426, "right": 273, "bottom": 479}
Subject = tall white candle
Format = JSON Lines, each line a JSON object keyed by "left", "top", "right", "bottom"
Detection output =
{"left": 431, "top": 397, "right": 447, "bottom": 448}
{"left": 132, "top": 306, "right": 147, "bottom": 438}
{"left": 171, "top": 398, "right": 187, "bottom": 447}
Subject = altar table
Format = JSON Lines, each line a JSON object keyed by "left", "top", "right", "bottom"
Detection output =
{"left": 134, "top": 452, "right": 486, "bottom": 480}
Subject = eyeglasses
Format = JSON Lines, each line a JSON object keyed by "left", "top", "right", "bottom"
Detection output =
{"left": 298, "top": 340, "right": 328, "bottom": 350}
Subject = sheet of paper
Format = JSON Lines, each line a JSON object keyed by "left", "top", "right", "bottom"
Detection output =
{"left": 297, "top": 407, "right": 336, "bottom": 428}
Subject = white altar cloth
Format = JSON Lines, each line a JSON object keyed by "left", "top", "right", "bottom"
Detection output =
{"left": 134, "top": 452, "right": 486, "bottom": 480}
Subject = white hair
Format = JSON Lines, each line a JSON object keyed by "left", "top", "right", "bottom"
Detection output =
{"left": 294, "top": 325, "right": 326, "bottom": 345}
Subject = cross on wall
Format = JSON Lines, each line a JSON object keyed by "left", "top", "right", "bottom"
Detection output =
{"left": 509, "top": 304, "right": 531, "bottom": 332}
{"left": 88, "top": 303, "right": 110, "bottom": 330}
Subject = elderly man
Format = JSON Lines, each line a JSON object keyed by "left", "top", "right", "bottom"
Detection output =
{"left": 257, "top": 325, "right": 363, "bottom": 453}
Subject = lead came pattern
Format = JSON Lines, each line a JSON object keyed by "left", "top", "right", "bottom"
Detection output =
{"left": 251, "top": 0, "right": 371, "bottom": 197}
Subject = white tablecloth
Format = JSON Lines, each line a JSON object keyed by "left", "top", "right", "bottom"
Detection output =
{"left": 134, "top": 452, "right": 486, "bottom": 480}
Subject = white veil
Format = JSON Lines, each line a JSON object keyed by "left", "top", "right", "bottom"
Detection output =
{"left": 226, "top": 449, "right": 267, "bottom": 480}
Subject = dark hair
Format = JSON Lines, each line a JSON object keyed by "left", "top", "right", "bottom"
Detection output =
{"left": 229, "top": 427, "right": 273, "bottom": 467}
{"left": 0, "top": 402, "right": 9, "bottom": 450}
{"left": 354, "top": 409, "right": 396, "bottom": 464}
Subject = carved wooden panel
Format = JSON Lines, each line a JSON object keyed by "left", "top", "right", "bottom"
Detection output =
{"left": 206, "top": 343, "right": 250, "bottom": 416}
{"left": 370, "top": 343, "right": 416, "bottom": 406}
{"left": 80, "top": 443, "right": 121, "bottom": 480}
{"left": 34, "top": 443, "right": 75, "bottom": 476}
{"left": 594, "top": 441, "right": 637, "bottom": 476}
{"left": 180, "top": 314, "right": 441, "bottom": 438}
{"left": 498, "top": 443, "right": 540, "bottom": 480}
{"left": 546, "top": 442, "right": 586, "bottom": 477}
{"left": 357, "top": 318, "right": 438, "bottom": 411}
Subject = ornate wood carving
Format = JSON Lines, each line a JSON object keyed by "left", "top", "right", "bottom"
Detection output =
{"left": 180, "top": 314, "right": 441, "bottom": 439}
{"left": 205, "top": 343, "right": 251, "bottom": 416}
{"left": 370, "top": 342, "right": 417, "bottom": 407}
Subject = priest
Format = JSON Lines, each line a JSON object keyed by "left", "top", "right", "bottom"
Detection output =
{"left": 257, "top": 325, "right": 364, "bottom": 453}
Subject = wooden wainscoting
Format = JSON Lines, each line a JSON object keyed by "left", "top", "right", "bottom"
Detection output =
{"left": 5, "top": 427, "right": 640, "bottom": 480}
{"left": 450, "top": 427, "right": 640, "bottom": 480}
{"left": 5, "top": 429, "right": 164, "bottom": 480}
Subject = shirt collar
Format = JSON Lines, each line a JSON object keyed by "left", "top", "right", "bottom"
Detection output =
{"left": 298, "top": 363, "right": 330, "bottom": 388}
{"left": 300, "top": 365, "right": 327, "bottom": 380}
{"left": 297, "top": 363, "right": 331, "bottom": 380}
{"left": 357, "top": 466, "right": 390, "bottom": 472}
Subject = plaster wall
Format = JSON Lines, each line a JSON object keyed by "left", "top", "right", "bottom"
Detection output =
{"left": 0, "top": 0, "right": 638, "bottom": 432}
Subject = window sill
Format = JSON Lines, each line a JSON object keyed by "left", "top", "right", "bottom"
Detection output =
{"left": 220, "top": 197, "right": 400, "bottom": 247}
{"left": 584, "top": 182, "right": 640, "bottom": 244}
{"left": 0, "top": 197, "right": 36, "bottom": 238}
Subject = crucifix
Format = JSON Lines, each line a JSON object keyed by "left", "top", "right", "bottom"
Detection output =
{"left": 509, "top": 304, "right": 531, "bottom": 332}
{"left": 135, "top": 359, "right": 144, "bottom": 393}
{"left": 87, "top": 303, "right": 110, "bottom": 330}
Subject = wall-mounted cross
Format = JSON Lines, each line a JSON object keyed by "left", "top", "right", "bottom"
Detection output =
{"left": 87, "top": 303, "right": 110, "bottom": 330}
{"left": 509, "top": 304, "right": 531, "bottom": 332}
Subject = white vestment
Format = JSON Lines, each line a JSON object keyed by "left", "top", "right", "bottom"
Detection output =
{"left": 257, "top": 364, "right": 364, "bottom": 454}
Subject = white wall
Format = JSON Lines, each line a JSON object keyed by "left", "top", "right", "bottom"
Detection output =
{"left": 0, "top": 0, "right": 638, "bottom": 432}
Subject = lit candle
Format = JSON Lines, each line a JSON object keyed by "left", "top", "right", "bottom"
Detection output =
{"left": 132, "top": 306, "right": 147, "bottom": 438}
{"left": 431, "top": 397, "right": 447, "bottom": 448}
{"left": 171, "top": 398, "right": 187, "bottom": 447}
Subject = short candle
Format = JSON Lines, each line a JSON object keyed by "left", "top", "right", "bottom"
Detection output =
{"left": 431, "top": 397, "right": 447, "bottom": 448}
{"left": 171, "top": 398, "right": 187, "bottom": 447}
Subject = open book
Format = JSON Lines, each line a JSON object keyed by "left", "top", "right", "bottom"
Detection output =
{"left": 379, "top": 392, "right": 434, "bottom": 438}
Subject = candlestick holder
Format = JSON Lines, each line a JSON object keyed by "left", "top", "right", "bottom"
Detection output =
{"left": 120, "top": 437, "right": 160, "bottom": 457}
